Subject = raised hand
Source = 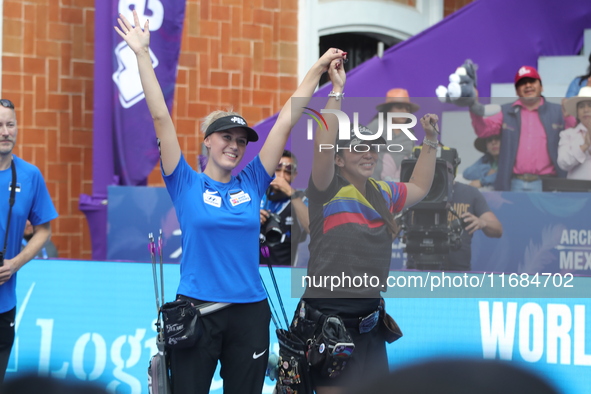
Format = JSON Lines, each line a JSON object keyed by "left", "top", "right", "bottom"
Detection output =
{"left": 420, "top": 113, "right": 439, "bottom": 140}
{"left": 114, "top": 9, "right": 150, "bottom": 54}
{"left": 269, "top": 176, "right": 293, "bottom": 196}
{"left": 327, "top": 58, "right": 346, "bottom": 91}
{"left": 316, "top": 48, "right": 347, "bottom": 74}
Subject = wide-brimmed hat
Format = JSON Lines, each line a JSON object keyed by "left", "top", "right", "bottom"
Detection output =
{"left": 375, "top": 88, "right": 420, "bottom": 113}
{"left": 474, "top": 135, "right": 500, "bottom": 154}
{"left": 514, "top": 65, "right": 541, "bottom": 86}
{"left": 204, "top": 115, "right": 259, "bottom": 142}
{"left": 564, "top": 86, "right": 591, "bottom": 118}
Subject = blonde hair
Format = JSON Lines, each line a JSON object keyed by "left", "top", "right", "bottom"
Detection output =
{"left": 200, "top": 110, "right": 241, "bottom": 135}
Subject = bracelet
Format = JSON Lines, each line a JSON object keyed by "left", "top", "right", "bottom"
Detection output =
{"left": 423, "top": 137, "right": 439, "bottom": 149}
{"left": 328, "top": 91, "right": 344, "bottom": 101}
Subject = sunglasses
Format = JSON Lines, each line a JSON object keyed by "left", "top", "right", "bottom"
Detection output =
{"left": 0, "top": 99, "right": 15, "bottom": 109}
{"left": 276, "top": 162, "right": 296, "bottom": 174}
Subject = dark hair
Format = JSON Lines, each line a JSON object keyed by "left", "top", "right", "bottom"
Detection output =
{"left": 347, "top": 358, "right": 560, "bottom": 394}
{"left": 578, "top": 52, "right": 591, "bottom": 81}
{"left": 2, "top": 374, "right": 110, "bottom": 394}
{"left": 282, "top": 149, "right": 298, "bottom": 167}
{"left": 0, "top": 99, "right": 15, "bottom": 110}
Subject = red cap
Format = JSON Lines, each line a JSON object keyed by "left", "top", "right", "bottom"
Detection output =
{"left": 514, "top": 66, "right": 541, "bottom": 85}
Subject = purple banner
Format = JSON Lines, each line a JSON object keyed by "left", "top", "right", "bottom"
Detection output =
{"left": 81, "top": 0, "right": 186, "bottom": 260}
{"left": 111, "top": 0, "right": 186, "bottom": 185}
{"left": 107, "top": 186, "right": 591, "bottom": 279}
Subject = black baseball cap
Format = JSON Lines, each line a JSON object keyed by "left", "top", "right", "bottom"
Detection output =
{"left": 204, "top": 115, "right": 259, "bottom": 142}
{"left": 336, "top": 125, "right": 387, "bottom": 148}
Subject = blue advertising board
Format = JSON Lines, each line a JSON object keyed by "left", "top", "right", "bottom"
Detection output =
{"left": 107, "top": 186, "right": 591, "bottom": 276}
{"left": 6, "top": 259, "right": 591, "bottom": 393}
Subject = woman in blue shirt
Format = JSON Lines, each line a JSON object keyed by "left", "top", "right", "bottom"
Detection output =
{"left": 566, "top": 53, "right": 591, "bottom": 98}
{"left": 115, "top": 10, "right": 346, "bottom": 394}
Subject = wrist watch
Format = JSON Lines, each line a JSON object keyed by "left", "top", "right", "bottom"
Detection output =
{"left": 292, "top": 190, "right": 305, "bottom": 199}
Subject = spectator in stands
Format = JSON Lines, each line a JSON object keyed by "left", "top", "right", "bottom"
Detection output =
{"left": 22, "top": 220, "right": 58, "bottom": 259}
{"left": 565, "top": 52, "right": 591, "bottom": 98}
{"left": 260, "top": 150, "right": 309, "bottom": 266}
{"left": 558, "top": 87, "right": 591, "bottom": 180}
{"left": 462, "top": 135, "right": 500, "bottom": 190}
{"left": 470, "top": 65, "right": 575, "bottom": 191}
{"left": 367, "top": 89, "right": 419, "bottom": 182}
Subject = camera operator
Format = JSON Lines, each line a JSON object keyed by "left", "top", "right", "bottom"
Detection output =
{"left": 260, "top": 150, "right": 309, "bottom": 266}
{"left": 404, "top": 146, "right": 502, "bottom": 271}
{"left": 446, "top": 152, "right": 503, "bottom": 271}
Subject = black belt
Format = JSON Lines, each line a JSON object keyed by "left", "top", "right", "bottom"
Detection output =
{"left": 177, "top": 295, "right": 231, "bottom": 315}
{"left": 303, "top": 302, "right": 381, "bottom": 333}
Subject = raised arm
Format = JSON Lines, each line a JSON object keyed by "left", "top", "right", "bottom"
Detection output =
{"left": 311, "top": 58, "right": 346, "bottom": 191}
{"left": 259, "top": 49, "right": 346, "bottom": 176}
{"left": 402, "top": 114, "right": 439, "bottom": 208}
{"left": 114, "top": 10, "right": 180, "bottom": 175}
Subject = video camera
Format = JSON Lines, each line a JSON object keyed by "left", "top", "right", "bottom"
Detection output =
{"left": 398, "top": 145, "right": 465, "bottom": 270}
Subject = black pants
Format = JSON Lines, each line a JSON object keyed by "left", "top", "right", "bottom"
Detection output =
{"left": 169, "top": 300, "right": 271, "bottom": 394}
{"left": 0, "top": 308, "right": 16, "bottom": 385}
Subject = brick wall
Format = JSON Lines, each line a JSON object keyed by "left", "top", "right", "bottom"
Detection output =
{"left": 146, "top": 0, "right": 299, "bottom": 186}
{"left": 444, "top": 0, "right": 473, "bottom": 17}
{"left": 2, "top": 0, "right": 95, "bottom": 259}
{"left": 2, "top": 0, "right": 299, "bottom": 259}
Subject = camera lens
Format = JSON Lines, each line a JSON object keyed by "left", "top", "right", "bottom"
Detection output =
{"left": 264, "top": 213, "right": 282, "bottom": 247}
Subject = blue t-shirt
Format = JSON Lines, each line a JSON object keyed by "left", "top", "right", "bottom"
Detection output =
{"left": 0, "top": 156, "right": 58, "bottom": 313}
{"left": 566, "top": 77, "right": 587, "bottom": 98}
{"left": 163, "top": 154, "right": 272, "bottom": 303}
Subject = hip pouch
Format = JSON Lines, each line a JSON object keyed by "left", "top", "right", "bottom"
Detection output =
{"left": 160, "top": 299, "right": 200, "bottom": 349}
{"left": 379, "top": 299, "right": 403, "bottom": 343}
{"left": 307, "top": 316, "right": 355, "bottom": 379}
{"left": 276, "top": 328, "right": 313, "bottom": 394}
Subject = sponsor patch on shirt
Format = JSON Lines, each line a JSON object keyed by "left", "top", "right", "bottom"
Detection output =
{"left": 203, "top": 189, "right": 222, "bottom": 207}
{"left": 229, "top": 190, "right": 251, "bottom": 206}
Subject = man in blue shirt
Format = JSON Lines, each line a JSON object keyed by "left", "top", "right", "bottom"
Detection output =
{"left": 0, "top": 99, "right": 58, "bottom": 384}
{"left": 260, "top": 150, "right": 309, "bottom": 266}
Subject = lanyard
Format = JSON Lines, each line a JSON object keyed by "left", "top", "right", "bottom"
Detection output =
{"left": 1, "top": 159, "right": 17, "bottom": 265}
